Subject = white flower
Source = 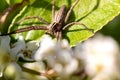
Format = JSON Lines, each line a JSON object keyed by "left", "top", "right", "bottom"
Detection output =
{"left": 75, "top": 34, "right": 120, "bottom": 80}
{"left": 34, "top": 35, "right": 55, "bottom": 61}
{"left": 0, "top": 35, "right": 39, "bottom": 79}
{"left": 10, "top": 36, "right": 26, "bottom": 58}
{"left": 34, "top": 35, "right": 79, "bottom": 77}
{"left": 14, "top": 36, "right": 39, "bottom": 61}
{"left": 0, "top": 36, "right": 11, "bottom": 77}
{"left": 0, "top": 36, "right": 23, "bottom": 78}
{"left": 4, "top": 62, "right": 22, "bottom": 80}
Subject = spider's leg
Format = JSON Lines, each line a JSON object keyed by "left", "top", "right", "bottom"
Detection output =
{"left": 15, "top": 16, "right": 50, "bottom": 25}
{"left": 56, "top": 31, "right": 62, "bottom": 41}
{"left": 52, "top": 0, "right": 56, "bottom": 21}
{"left": 63, "top": 22, "right": 94, "bottom": 33}
{"left": 0, "top": 26, "right": 48, "bottom": 36}
{"left": 65, "top": 0, "right": 79, "bottom": 23}
{"left": 63, "top": 22, "right": 88, "bottom": 30}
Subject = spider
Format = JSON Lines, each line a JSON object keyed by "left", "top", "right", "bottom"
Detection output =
{"left": 0, "top": 0, "right": 92, "bottom": 41}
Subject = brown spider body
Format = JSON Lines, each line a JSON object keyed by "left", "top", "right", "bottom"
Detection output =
{"left": 47, "top": 5, "right": 66, "bottom": 39}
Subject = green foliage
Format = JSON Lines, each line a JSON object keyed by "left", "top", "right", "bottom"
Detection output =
{"left": 0, "top": 0, "right": 8, "bottom": 12}
{"left": 100, "top": 14, "right": 120, "bottom": 44}
{"left": 5, "top": 0, "right": 23, "bottom": 5}
{"left": 5, "top": 0, "right": 35, "bottom": 5}
{"left": 5, "top": 0, "right": 120, "bottom": 46}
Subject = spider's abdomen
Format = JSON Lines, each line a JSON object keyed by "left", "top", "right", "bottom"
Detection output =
{"left": 55, "top": 5, "right": 67, "bottom": 24}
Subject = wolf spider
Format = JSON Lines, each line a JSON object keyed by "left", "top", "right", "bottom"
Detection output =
{"left": 1, "top": 0, "right": 92, "bottom": 41}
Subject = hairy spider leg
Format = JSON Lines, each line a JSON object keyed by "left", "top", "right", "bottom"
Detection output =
{"left": 52, "top": 0, "right": 56, "bottom": 21}
{"left": 0, "top": 26, "right": 48, "bottom": 36}
{"left": 63, "top": 22, "right": 89, "bottom": 30}
{"left": 63, "top": 22, "right": 94, "bottom": 33}
{"left": 63, "top": 0, "right": 94, "bottom": 34}
{"left": 0, "top": 5, "right": 51, "bottom": 36}
{"left": 65, "top": 0, "right": 80, "bottom": 23}
{"left": 16, "top": 16, "right": 50, "bottom": 25}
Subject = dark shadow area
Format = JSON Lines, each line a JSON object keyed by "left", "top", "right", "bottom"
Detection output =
{"left": 99, "top": 14, "right": 120, "bottom": 44}
{"left": 67, "top": 0, "right": 72, "bottom": 7}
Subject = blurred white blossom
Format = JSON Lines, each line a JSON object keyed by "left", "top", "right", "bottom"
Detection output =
{"left": 0, "top": 36, "right": 39, "bottom": 79}
{"left": 12, "top": 36, "right": 39, "bottom": 61}
{"left": 34, "top": 35, "right": 80, "bottom": 77}
{"left": 1, "top": 33, "right": 120, "bottom": 80}
{"left": 0, "top": 36, "right": 22, "bottom": 79}
{"left": 4, "top": 62, "right": 22, "bottom": 80}
{"left": 75, "top": 34, "right": 120, "bottom": 80}
{"left": 34, "top": 35, "right": 55, "bottom": 61}
{"left": 0, "top": 36, "right": 11, "bottom": 77}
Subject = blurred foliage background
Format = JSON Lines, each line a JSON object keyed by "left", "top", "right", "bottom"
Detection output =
{"left": 100, "top": 14, "right": 120, "bottom": 44}
{"left": 0, "top": 0, "right": 29, "bottom": 33}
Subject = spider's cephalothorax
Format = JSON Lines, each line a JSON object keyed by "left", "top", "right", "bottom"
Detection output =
{"left": 0, "top": 0, "right": 91, "bottom": 40}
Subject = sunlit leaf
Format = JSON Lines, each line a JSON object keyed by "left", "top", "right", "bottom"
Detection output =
{"left": 8, "top": 0, "right": 120, "bottom": 46}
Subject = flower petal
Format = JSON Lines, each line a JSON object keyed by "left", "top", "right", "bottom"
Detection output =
{"left": 11, "top": 36, "right": 26, "bottom": 57}
{"left": 0, "top": 36, "right": 10, "bottom": 51}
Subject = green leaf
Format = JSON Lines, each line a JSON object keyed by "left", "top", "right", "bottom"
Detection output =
{"left": 8, "top": 0, "right": 120, "bottom": 46}
{"left": 29, "top": 0, "right": 36, "bottom": 5}
{"left": 5, "top": 0, "right": 35, "bottom": 5}
{"left": 0, "top": 0, "right": 8, "bottom": 12}
{"left": 5, "top": 0, "right": 23, "bottom": 5}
